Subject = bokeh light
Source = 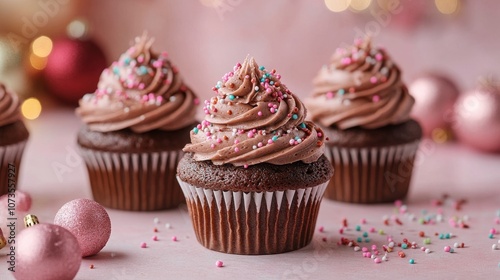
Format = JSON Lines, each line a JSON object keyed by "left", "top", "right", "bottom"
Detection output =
{"left": 435, "top": 0, "right": 460, "bottom": 15}
{"left": 21, "top": 98, "right": 42, "bottom": 120}
{"left": 29, "top": 52, "right": 47, "bottom": 70}
{"left": 350, "top": 0, "right": 371, "bottom": 11}
{"left": 325, "top": 0, "right": 351, "bottom": 12}
{"left": 31, "top": 36, "right": 53, "bottom": 58}
{"left": 67, "top": 20, "right": 88, "bottom": 39}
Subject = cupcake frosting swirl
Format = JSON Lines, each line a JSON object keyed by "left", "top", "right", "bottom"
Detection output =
{"left": 183, "top": 56, "right": 326, "bottom": 166}
{"left": 0, "top": 83, "right": 21, "bottom": 127}
{"left": 76, "top": 34, "right": 198, "bottom": 133}
{"left": 306, "top": 38, "right": 415, "bottom": 130}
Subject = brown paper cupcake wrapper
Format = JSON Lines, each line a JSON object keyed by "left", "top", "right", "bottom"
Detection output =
{"left": 324, "top": 140, "right": 420, "bottom": 203}
{"left": 0, "top": 141, "right": 27, "bottom": 195}
{"left": 177, "top": 179, "right": 328, "bottom": 255}
{"left": 79, "top": 147, "right": 185, "bottom": 211}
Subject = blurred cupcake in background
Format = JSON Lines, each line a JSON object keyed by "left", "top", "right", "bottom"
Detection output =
{"left": 76, "top": 33, "right": 199, "bottom": 211}
{"left": 305, "top": 38, "right": 422, "bottom": 203}
{"left": 0, "top": 83, "right": 29, "bottom": 196}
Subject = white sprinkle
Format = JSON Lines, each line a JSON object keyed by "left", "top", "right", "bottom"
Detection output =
{"left": 382, "top": 255, "right": 388, "bottom": 261}
{"left": 343, "top": 99, "right": 351, "bottom": 106}
{"left": 169, "top": 96, "right": 176, "bottom": 102}
{"left": 425, "top": 249, "right": 431, "bottom": 254}
{"left": 165, "top": 223, "right": 171, "bottom": 229}
{"left": 436, "top": 214, "right": 443, "bottom": 222}
{"left": 354, "top": 246, "right": 361, "bottom": 252}
{"left": 371, "top": 255, "right": 376, "bottom": 259}
{"left": 153, "top": 217, "right": 160, "bottom": 224}
{"left": 254, "top": 86, "right": 259, "bottom": 91}
{"left": 388, "top": 242, "right": 395, "bottom": 248}
{"left": 454, "top": 242, "right": 460, "bottom": 248}
{"left": 124, "top": 107, "right": 130, "bottom": 113}
{"left": 110, "top": 252, "right": 116, "bottom": 258}
{"left": 493, "top": 244, "right": 499, "bottom": 250}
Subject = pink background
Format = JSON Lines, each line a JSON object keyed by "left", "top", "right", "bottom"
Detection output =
{"left": 83, "top": 0, "right": 500, "bottom": 103}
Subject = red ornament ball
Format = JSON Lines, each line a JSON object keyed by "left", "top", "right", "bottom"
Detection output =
{"left": 13, "top": 223, "right": 81, "bottom": 280}
{"left": 43, "top": 37, "right": 107, "bottom": 105}
{"left": 409, "top": 73, "right": 460, "bottom": 137}
{"left": 453, "top": 81, "right": 500, "bottom": 153}
{"left": 54, "top": 198, "right": 111, "bottom": 257}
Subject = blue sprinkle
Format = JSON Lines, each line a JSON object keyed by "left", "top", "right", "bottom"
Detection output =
{"left": 489, "top": 233, "right": 494, "bottom": 239}
{"left": 260, "top": 78, "right": 265, "bottom": 83}
{"left": 445, "top": 233, "right": 451, "bottom": 239}
{"left": 272, "top": 136, "right": 278, "bottom": 142}
{"left": 362, "top": 232, "right": 368, "bottom": 238}
{"left": 138, "top": 65, "right": 148, "bottom": 75}
{"left": 228, "top": 94, "right": 235, "bottom": 101}
{"left": 402, "top": 243, "right": 408, "bottom": 249}
{"left": 294, "top": 136, "right": 300, "bottom": 141}
{"left": 409, "top": 259, "right": 415, "bottom": 264}
{"left": 355, "top": 225, "right": 361, "bottom": 231}
{"left": 193, "top": 127, "right": 199, "bottom": 134}
{"left": 113, "top": 66, "right": 120, "bottom": 75}
{"left": 337, "top": 89, "right": 345, "bottom": 95}
{"left": 299, "top": 123, "right": 306, "bottom": 128}
{"left": 270, "top": 81, "right": 275, "bottom": 85}
{"left": 357, "top": 237, "right": 362, "bottom": 243}
{"left": 265, "top": 73, "right": 271, "bottom": 77}
{"left": 439, "top": 233, "right": 445, "bottom": 239}
{"left": 259, "top": 66, "right": 265, "bottom": 71}
{"left": 292, "top": 114, "right": 298, "bottom": 120}
{"left": 124, "top": 57, "right": 131, "bottom": 65}
{"left": 364, "top": 238, "right": 370, "bottom": 243}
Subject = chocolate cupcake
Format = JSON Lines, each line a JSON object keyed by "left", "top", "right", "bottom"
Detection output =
{"left": 305, "top": 38, "right": 422, "bottom": 203}
{"left": 76, "top": 34, "right": 199, "bottom": 211}
{"left": 177, "top": 56, "right": 333, "bottom": 255}
{"left": 0, "top": 84, "right": 29, "bottom": 196}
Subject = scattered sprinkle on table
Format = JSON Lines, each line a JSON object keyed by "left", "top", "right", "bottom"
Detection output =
{"left": 215, "top": 260, "right": 224, "bottom": 267}
{"left": 140, "top": 242, "right": 147, "bottom": 248}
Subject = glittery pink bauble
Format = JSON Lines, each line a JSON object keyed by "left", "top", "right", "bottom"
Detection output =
{"left": 13, "top": 224, "right": 81, "bottom": 280}
{"left": 409, "top": 73, "right": 460, "bottom": 137}
{"left": 54, "top": 198, "right": 111, "bottom": 257}
{"left": 0, "top": 190, "right": 32, "bottom": 212}
{"left": 453, "top": 85, "right": 500, "bottom": 153}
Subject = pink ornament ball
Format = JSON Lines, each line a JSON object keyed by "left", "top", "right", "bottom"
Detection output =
{"left": 54, "top": 198, "right": 111, "bottom": 257}
{"left": 453, "top": 83, "right": 500, "bottom": 153}
{"left": 409, "top": 73, "right": 460, "bottom": 137}
{"left": 13, "top": 223, "right": 81, "bottom": 280}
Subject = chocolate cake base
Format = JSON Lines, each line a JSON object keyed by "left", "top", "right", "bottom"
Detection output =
{"left": 0, "top": 120, "right": 29, "bottom": 196}
{"left": 177, "top": 154, "right": 333, "bottom": 254}
{"left": 78, "top": 125, "right": 196, "bottom": 211}
{"left": 322, "top": 120, "right": 422, "bottom": 203}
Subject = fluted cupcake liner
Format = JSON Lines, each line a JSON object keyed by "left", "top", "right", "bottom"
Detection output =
{"left": 324, "top": 141, "right": 420, "bottom": 203}
{"left": 0, "top": 141, "right": 27, "bottom": 195}
{"left": 177, "top": 179, "right": 328, "bottom": 255}
{"left": 79, "top": 147, "right": 185, "bottom": 211}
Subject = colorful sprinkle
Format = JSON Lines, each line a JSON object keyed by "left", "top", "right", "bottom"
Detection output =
{"left": 140, "top": 242, "right": 147, "bottom": 248}
{"left": 152, "top": 236, "right": 158, "bottom": 241}
{"left": 409, "top": 259, "right": 415, "bottom": 264}
{"left": 90, "top": 264, "right": 94, "bottom": 269}
{"left": 444, "top": 246, "right": 451, "bottom": 252}
{"left": 370, "top": 76, "right": 378, "bottom": 84}
{"left": 215, "top": 260, "right": 224, "bottom": 267}
{"left": 172, "top": 236, "right": 178, "bottom": 242}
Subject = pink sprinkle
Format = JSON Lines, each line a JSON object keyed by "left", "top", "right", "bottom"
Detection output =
{"left": 362, "top": 247, "right": 369, "bottom": 252}
{"left": 140, "top": 242, "right": 147, "bottom": 248}
{"left": 370, "top": 227, "right": 376, "bottom": 233}
{"left": 375, "top": 53, "right": 383, "bottom": 61}
{"left": 289, "top": 139, "right": 295, "bottom": 145}
{"left": 216, "top": 260, "right": 224, "bottom": 267}
{"left": 372, "top": 95, "right": 380, "bottom": 103}
{"left": 243, "top": 164, "right": 249, "bottom": 169}
{"left": 490, "top": 228, "right": 497, "bottom": 234}
{"left": 266, "top": 88, "right": 273, "bottom": 93}
{"left": 374, "top": 257, "right": 382, "bottom": 264}
{"left": 152, "top": 236, "right": 158, "bottom": 241}
{"left": 194, "top": 98, "right": 200, "bottom": 105}
{"left": 365, "top": 252, "right": 372, "bottom": 258}
{"left": 318, "top": 226, "right": 324, "bottom": 233}
{"left": 354, "top": 38, "right": 363, "bottom": 46}
{"left": 234, "top": 147, "right": 240, "bottom": 152}
{"left": 370, "top": 76, "right": 378, "bottom": 84}
{"left": 444, "top": 246, "right": 451, "bottom": 252}
{"left": 234, "top": 139, "right": 239, "bottom": 144}
{"left": 270, "top": 108, "right": 276, "bottom": 113}
{"left": 341, "top": 57, "right": 352, "bottom": 65}
{"left": 371, "top": 245, "right": 377, "bottom": 251}
{"left": 257, "top": 142, "right": 263, "bottom": 148}
{"left": 172, "top": 236, "right": 178, "bottom": 242}
{"left": 153, "top": 60, "right": 163, "bottom": 68}
{"left": 361, "top": 218, "right": 367, "bottom": 224}
{"left": 267, "top": 139, "right": 273, "bottom": 144}
{"left": 421, "top": 246, "right": 426, "bottom": 251}
{"left": 257, "top": 111, "right": 263, "bottom": 116}
{"left": 495, "top": 217, "right": 500, "bottom": 224}
{"left": 267, "top": 103, "right": 273, "bottom": 107}
{"left": 339, "top": 228, "right": 344, "bottom": 234}
{"left": 247, "top": 131, "right": 255, "bottom": 138}
{"left": 205, "top": 131, "right": 211, "bottom": 137}
{"left": 210, "top": 144, "right": 216, "bottom": 149}
{"left": 317, "top": 132, "right": 322, "bottom": 137}
{"left": 326, "top": 91, "right": 334, "bottom": 99}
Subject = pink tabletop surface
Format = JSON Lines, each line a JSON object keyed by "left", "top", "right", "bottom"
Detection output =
{"left": 1, "top": 105, "right": 499, "bottom": 280}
